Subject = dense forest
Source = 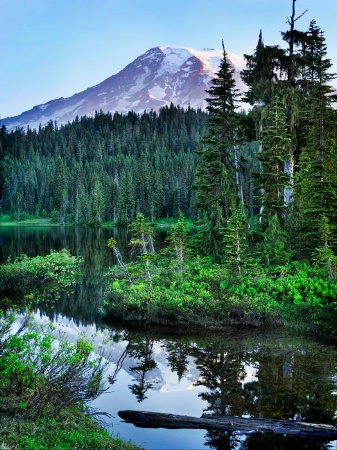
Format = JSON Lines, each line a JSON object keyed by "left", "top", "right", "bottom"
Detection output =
{"left": 0, "top": 106, "right": 209, "bottom": 224}
{"left": 1, "top": 8, "right": 337, "bottom": 268}
{"left": 101, "top": 11, "right": 337, "bottom": 335}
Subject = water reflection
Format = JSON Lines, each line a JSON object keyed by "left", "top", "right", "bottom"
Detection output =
{"left": 2, "top": 225, "right": 337, "bottom": 449}
{"left": 103, "top": 325, "right": 337, "bottom": 449}
{"left": 0, "top": 225, "right": 167, "bottom": 325}
{"left": 108, "top": 332, "right": 159, "bottom": 402}
{"left": 110, "top": 326, "right": 337, "bottom": 424}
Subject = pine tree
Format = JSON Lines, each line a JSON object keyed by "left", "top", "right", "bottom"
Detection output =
{"left": 164, "top": 210, "right": 189, "bottom": 274}
{"left": 295, "top": 21, "right": 337, "bottom": 259}
{"left": 194, "top": 42, "right": 241, "bottom": 260}
{"left": 241, "top": 31, "right": 287, "bottom": 218}
{"left": 280, "top": 1, "right": 308, "bottom": 208}
{"left": 241, "top": 31, "right": 285, "bottom": 109}
{"left": 259, "top": 214, "right": 291, "bottom": 267}
{"left": 129, "top": 213, "right": 156, "bottom": 284}
{"left": 256, "top": 95, "right": 291, "bottom": 223}
{"left": 222, "top": 207, "right": 248, "bottom": 276}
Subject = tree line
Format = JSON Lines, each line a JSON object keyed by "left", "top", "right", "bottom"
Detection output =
{"left": 0, "top": 106, "right": 209, "bottom": 224}
{"left": 1, "top": 1, "right": 337, "bottom": 270}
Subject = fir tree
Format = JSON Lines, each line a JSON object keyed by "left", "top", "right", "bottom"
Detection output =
{"left": 222, "top": 207, "right": 248, "bottom": 276}
{"left": 194, "top": 42, "right": 241, "bottom": 260}
{"left": 295, "top": 21, "right": 337, "bottom": 259}
{"left": 257, "top": 95, "right": 291, "bottom": 223}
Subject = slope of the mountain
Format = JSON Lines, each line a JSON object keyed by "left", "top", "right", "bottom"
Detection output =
{"left": 1, "top": 46, "right": 246, "bottom": 131}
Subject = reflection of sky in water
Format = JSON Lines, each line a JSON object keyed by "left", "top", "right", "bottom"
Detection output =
{"left": 32, "top": 312, "right": 208, "bottom": 448}
{"left": 29, "top": 310, "right": 337, "bottom": 449}
{"left": 94, "top": 356, "right": 206, "bottom": 450}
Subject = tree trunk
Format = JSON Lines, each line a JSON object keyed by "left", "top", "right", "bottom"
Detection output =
{"left": 118, "top": 410, "right": 337, "bottom": 438}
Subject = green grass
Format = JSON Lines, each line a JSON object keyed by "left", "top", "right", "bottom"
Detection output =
{"left": 154, "top": 217, "right": 200, "bottom": 232}
{"left": 0, "top": 406, "right": 140, "bottom": 450}
{"left": 0, "top": 215, "right": 57, "bottom": 226}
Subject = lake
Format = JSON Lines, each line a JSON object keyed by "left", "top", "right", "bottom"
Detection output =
{"left": 1, "top": 224, "right": 337, "bottom": 450}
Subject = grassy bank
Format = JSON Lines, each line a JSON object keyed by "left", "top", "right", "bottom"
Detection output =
{"left": 1, "top": 407, "right": 138, "bottom": 450}
{"left": 0, "top": 214, "right": 59, "bottom": 226}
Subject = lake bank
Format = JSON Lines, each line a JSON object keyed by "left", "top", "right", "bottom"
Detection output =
{"left": 2, "top": 225, "right": 337, "bottom": 449}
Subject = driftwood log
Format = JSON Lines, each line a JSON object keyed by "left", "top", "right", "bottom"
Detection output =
{"left": 118, "top": 410, "right": 337, "bottom": 438}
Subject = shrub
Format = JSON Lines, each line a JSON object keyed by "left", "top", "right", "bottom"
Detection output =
{"left": 0, "top": 249, "right": 82, "bottom": 305}
{"left": 0, "top": 313, "right": 108, "bottom": 420}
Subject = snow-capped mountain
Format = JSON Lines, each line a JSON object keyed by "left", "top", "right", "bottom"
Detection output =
{"left": 1, "top": 46, "right": 247, "bottom": 131}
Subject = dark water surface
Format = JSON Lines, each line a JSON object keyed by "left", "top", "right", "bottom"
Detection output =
{"left": 1, "top": 225, "right": 337, "bottom": 450}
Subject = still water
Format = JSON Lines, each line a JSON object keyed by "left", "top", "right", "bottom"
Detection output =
{"left": 1, "top": 225, "right": 337, "bottom": 450}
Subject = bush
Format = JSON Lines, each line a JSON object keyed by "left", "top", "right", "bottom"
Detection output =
{"left": 0, "top": 249, "right": 82, "bottom": 305}
{"left": 0, "top": 313, "right": 108, "bottom": 420}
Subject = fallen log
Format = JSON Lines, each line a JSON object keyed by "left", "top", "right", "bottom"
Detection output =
{"left": 118, "top": 410, "right": 337, "bottom": 438}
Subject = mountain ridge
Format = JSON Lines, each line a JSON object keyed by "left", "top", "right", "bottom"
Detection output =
{"left": 0, "top": 46, "right": 247, "bottom": 131}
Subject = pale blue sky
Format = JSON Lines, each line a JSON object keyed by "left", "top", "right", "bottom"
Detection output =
{"left": 1, "top": 0, "right": 336, "bottom": 118}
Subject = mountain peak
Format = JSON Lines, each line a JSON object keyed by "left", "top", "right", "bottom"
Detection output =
{"left": 1, "top": 45, "right": 246, "bottom": 131}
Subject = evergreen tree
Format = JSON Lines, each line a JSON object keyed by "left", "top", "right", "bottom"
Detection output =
{"left": 129, "top": 213, "right": 156, "bottom": 284}
{"left": 295, "top": 21, "right": 337, "bottom": 259}
{"left": 194, "top": 43, "right": 241, "bottom": 260}
{"left": 241, "top": 31, "right": 285, "bottom": 109}
{"left": 222, "top": 207, "right": 248, "bottom": 276}
{"left": 52, "top": 157, "right": 68, "bottom": 222}
{"left": 163, "top": 210, "right": 189, "bottom": 274}
{"left": 256, "top": 95, "right": 291, "bottom": 223}
{"left": 259, "top": 214, "right": 291, "bottom": 267}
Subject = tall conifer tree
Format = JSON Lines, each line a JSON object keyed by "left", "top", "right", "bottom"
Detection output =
{"left": 194, "top": 43, "right": 241, "bottom": 260}
{"left": 295, "top": 21, "right": 337, "bottom": 260}
{"left": 257, "top": 95, "right": 291, "bottom": 223}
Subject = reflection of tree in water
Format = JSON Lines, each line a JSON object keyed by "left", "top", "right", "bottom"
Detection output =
{"left": 164, "top": 340, "right": 190, "bottom": 381}
{"left": 107, "top": 331, "right": 158, "bottom": 402}
{"left": 244, "top": 342, "right": 337, "bottom": 424}
{"left": 191, "top": 339, "right": 252, "bottom": 416}
{"left": 190, "top": 334, "right": 337, "bottom": 450}
{"left": 128, "top": 337, "right": 157, "bottom": 402}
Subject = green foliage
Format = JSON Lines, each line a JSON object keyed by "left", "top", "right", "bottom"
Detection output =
{"left": 1, "top": 106, "right": 206, "bottom": 225}
{"left": 226, "top": 262, "right": 337, "bottom": 308}
{"left": 0, "top": 249, "right": 82, "bottom": 305}
{"left": 0, "top": 406, "right": 138, "bottom": 450}
{"left": 0, "top": 249, "right": 137, "bottom": 449}
{"left": 0, "top": 315, "right": 108, "bottom": 419}
{"left": 105, "top": 220, "right": 337, "bottom": 335}
{"left": 0, "top": 310, "right": 136, "bottom": 448}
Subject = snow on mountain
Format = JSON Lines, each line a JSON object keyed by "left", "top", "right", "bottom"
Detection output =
{"left": 0, "top": 46, "right": 247, "bottom": 131}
